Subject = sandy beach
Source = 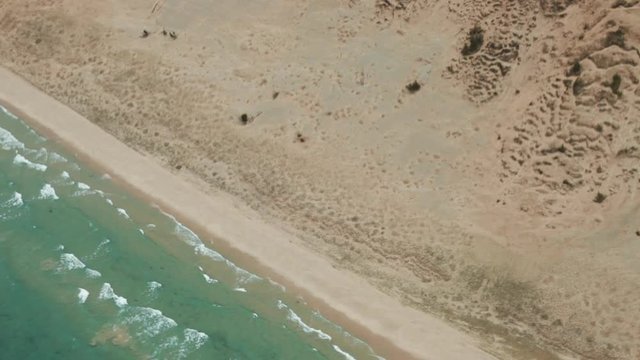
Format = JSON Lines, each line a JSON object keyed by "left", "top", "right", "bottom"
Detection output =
{"left": 0, "top": 67, "right": 496, "bottom": 360}
{"left": 1, "top": 0, "right": 639, "bottom": 358}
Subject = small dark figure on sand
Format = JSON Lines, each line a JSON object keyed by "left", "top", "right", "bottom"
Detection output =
{"left": 161, "top": 29, "right": 167, "bottom": 36}
{"left": 169, "top": 31, "right": 178, "bottom": 40}
{"left": 141, "top": 29, "right": 150, "bottom": 38}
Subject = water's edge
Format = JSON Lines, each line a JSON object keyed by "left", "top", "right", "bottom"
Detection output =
{"left": 0, "top": 65, "right": 496, "bottom": 360}
{"left": 0, "top": 105, "right": 388, "bottom": 359}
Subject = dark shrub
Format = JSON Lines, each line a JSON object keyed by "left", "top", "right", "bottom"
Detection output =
{"left": 567, "top": 62, "right": 581, "bottom": 76}
{"left": 462, "top": 25, "right": 484, "bottom": 56}
{"left": 593, "top": 192, "right": 607, "bottom": 203}
{"left": 611, "top": 74, "right": 622, "bottom": 95}
{"left": 405, "top": 81, "right": 421, "bottom": 93}
{"left": 605, "top": 29, "right": 626, "bottom": 48}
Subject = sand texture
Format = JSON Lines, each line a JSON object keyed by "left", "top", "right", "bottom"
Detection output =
{"left": 1, "top": 0, "right": 640, "bottom": 358}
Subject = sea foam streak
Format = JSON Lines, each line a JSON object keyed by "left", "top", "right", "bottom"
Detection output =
{"left": 121, "top": 306, "right": 177, "bottom": 338}
{"left": 182, "top": 328, "right": 209, "bottom": 353}
{"left": 117, "top": 208, "right": 130, "bottom": 219}
{"left": 58, "top": 253, "right": 86, "bottom": 271}
{"left": 333, "top": 345, "right": 357, "bottom": 360}
{"left": 98, "top": 283, "right": 128, "bottom": 307}
{"left": 153, "top": 328, "right": 209, "bottom": 360}
{"left": 147, "top": 281, "right": 162, "bottom": 295}
{"left": 39, "top": 184, "right": 59, "bottom": 200}
{"left": 13, "top": 154, "right": 47, "bottom": 172}
{"left": 0, "top": 105, "right": 18, "bottom": 120}
{"left": 277, "top": 300, "right": 332, "bottom": 341}
{"left": 78, "top": 288, "right": 90, "bottom": 304}
{"left": 202, "top": 273, "right": 218, "bottom": 284}
{"left": 0, "top": 126, "right": 24, "bottom": 151}
{"left": 48, "top": 152, "right": 67, "bottom": 163}
{"left": 2, "top": 192, "right": 23, "bottom": 207}
{"left": 173, "top": 220, "right": 262, "bottom": 285}
{"left": 85, "top": 268, "right": 102, "bottom": 278}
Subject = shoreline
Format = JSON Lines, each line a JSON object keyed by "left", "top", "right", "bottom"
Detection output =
{"left": 0, "top": 66, "right": 496, "bottom": 360}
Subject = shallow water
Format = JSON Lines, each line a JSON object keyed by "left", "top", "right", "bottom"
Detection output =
{"left": 0, "top": 106, "right": 379, "bottom": 360}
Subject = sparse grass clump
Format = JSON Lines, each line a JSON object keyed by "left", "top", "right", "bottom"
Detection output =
{"left": 462, "top": 25, "right": 484, "bottom": 56}
{"left": 593, "top": 192, "right": 607, "bottom": 203}
{"left": 567, "top": 62, "right": 581, "bottom": 76}
{"left": 605, "top": 28, "right": 626, "bottom": 48}
{"left": 611, "top": 74, "right": 622, "bottom": 95}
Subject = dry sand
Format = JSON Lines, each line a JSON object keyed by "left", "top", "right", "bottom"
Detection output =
{"left": 1, "top": 0, "right": 640, "bottom": 358}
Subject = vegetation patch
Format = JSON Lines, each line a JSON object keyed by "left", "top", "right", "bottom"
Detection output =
{"left": 462, "top": 25, "right": 484, "bottom": 56}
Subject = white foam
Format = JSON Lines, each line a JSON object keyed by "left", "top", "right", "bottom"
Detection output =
{"left": 268, "top": 278, "right": 286, "bottom": 292}
{"left": 73, "top": 182, "right": 99, "bottom": 196}
{"left": 148, "top": 281, "right": 162, "bottom": 292}
{"left": 175, "top": 222, "right": 202, "bottom": 247}
{"left": 333, "top": 345, "right": 357, "bottom": 360}
{"left": 98, "top": 283, "right": 128, "bottom": 307}
{"left": 0, "top": 126, "right": 24, "bottom": 150}
{"left": 117, "top": 208, "right": 130, "bottom": 219}
{"left": 121, "top": 306, "right": 177, "bottom": 338}
{"left": 48, "top": 152, "right": 68, "bottom": 163}
{"left": 277, "top": 300, "right": 332, "bottom": 341}
{"left": 147, "top": 223, "right": 156, "bottom": 229}
{"left": 202, "top": 273, "right": 218, "bottom": 284}
{"left": 153, "top": 328, "right": 209, "bottom": 360}
{"left": 25, "top": 147, "right": 48, "bottom": 162}
{"left": 0, "top": 105, "right": 18, "bottom": 120}
{"left": 39, "top": 184, "right": 59, "bottom": 200}
{"left": 4, "top": 192, "right": 23, "bottom": 207}
{"left": 60, "top": 171, "right": 70, "bottom": 180}
{"left": 176, "top": 222, "right": 262, "bottom": 286}
{"left": 55, "top": 244, "right": 65, "bottom": 251}
{"left": 105, "top": 198, "right": 113, "bottom": 206}
{"left": 183, "top": 328, "right": 208, "bottom": 351}
{"left": 233, "top": 287, "right": 247, "bottom": 293}
{"left": 194, "top": 243, "right": 226, "bottom": 262}
{"left": 97, "top": 238, "right": 111, "bottom": 249}
{"left": 234, "top": 267, "right": 262, "bottom": 285}
{"left": 58, "top": 253, "right": 86, "bottom": 271}
{"left": 85, "top": 268, "right": 102, "bottom": 278}
{"left": 13, "top": 154, "right": 47, "bottom": 172}
{"left": 138, "top": 228, "right": 145, "bottom": 235}
{"left": 77, "top": 288, "right": 90, "bottom": 304}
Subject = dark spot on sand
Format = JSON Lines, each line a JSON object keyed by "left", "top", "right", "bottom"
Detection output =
{"left": 405, "top": 81, "right": 421, "bottom": 93}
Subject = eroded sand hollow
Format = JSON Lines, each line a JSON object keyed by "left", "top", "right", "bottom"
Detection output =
{"left": 1, "top": 0, "right": 639, "bottom": 358}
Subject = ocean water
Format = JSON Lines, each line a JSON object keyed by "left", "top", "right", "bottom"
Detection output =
{"left": 0, "top": 106, "right": 380, "bottom": 360}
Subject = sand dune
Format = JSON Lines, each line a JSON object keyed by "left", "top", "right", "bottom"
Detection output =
{"left": 1, "top": 0, "right": 639, "bottom": 358}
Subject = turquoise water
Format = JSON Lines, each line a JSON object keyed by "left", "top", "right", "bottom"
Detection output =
{"left": 0, "top": 106, "right": 379, "bottom": 360}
